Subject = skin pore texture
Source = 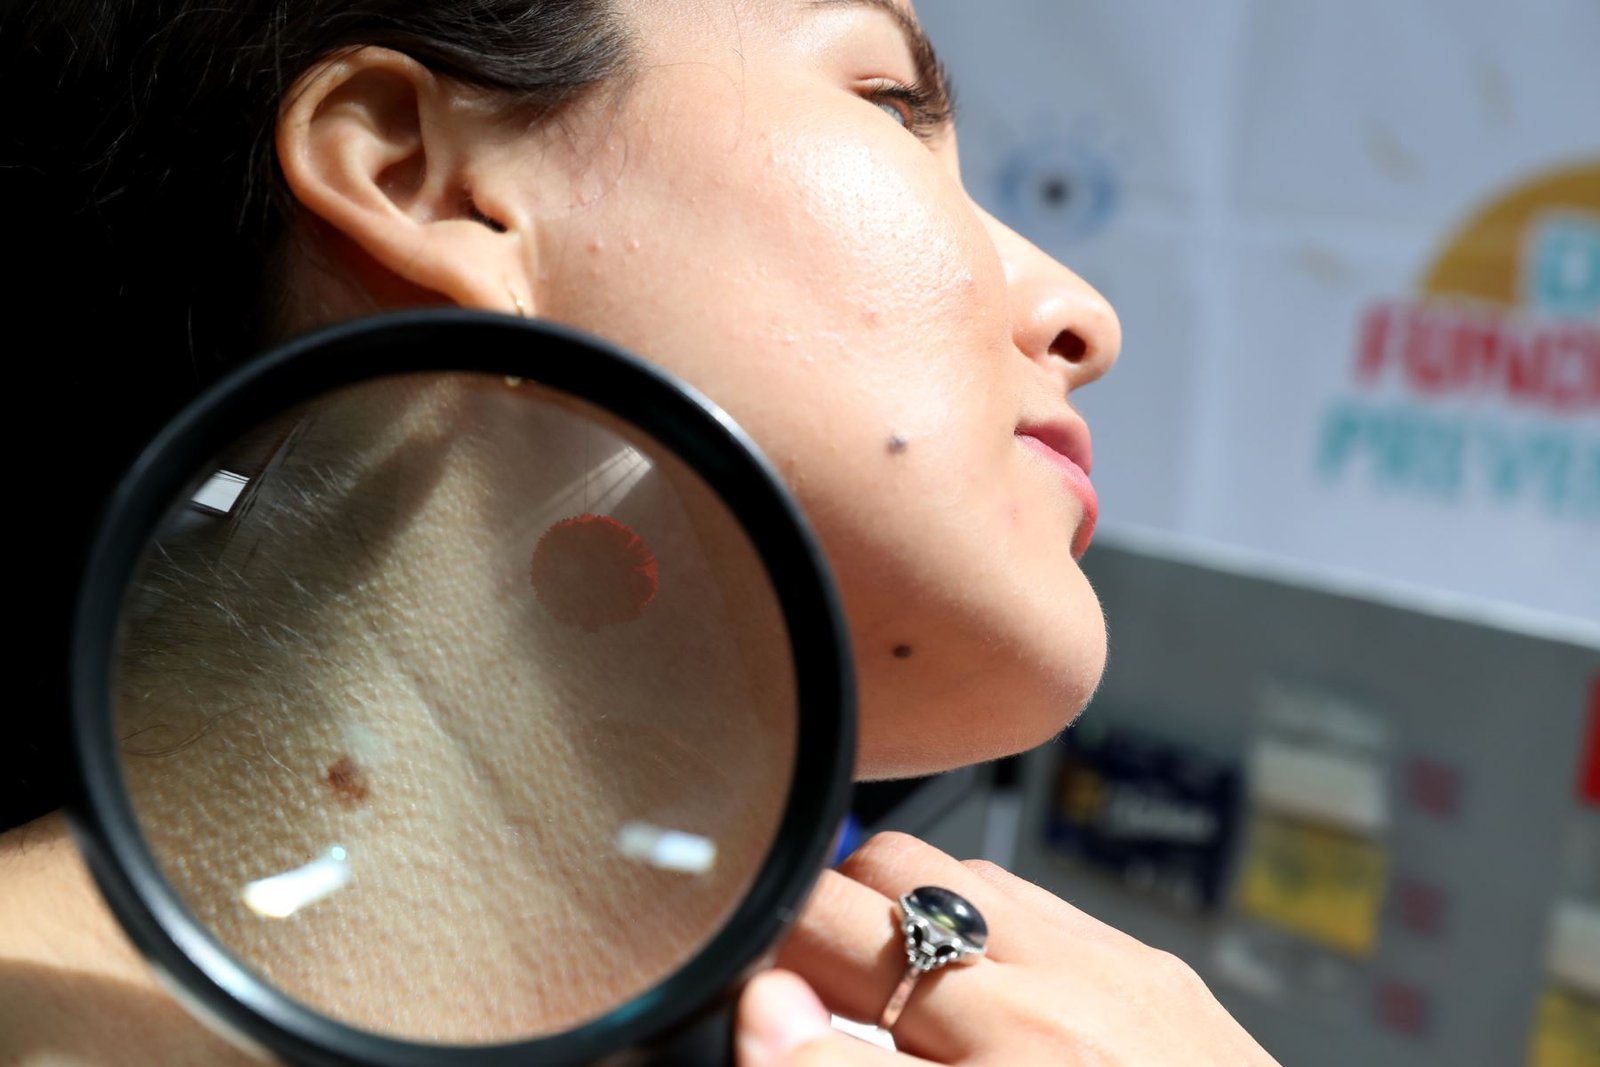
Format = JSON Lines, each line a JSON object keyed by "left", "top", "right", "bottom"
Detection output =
{"left": 0, "top": 0, "right": 1128, "bottom": 1059}
{"left": 112, "top": 379, "right": 797, "bottom": 1040}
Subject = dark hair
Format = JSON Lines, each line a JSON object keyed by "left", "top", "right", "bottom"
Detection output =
{"left": 1, "top": 0, "right": 632, "bottom": 830}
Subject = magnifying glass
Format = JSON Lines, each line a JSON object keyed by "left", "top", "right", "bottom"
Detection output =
{"left": 67, "top": 310, "right": 855, "bottom": 1065}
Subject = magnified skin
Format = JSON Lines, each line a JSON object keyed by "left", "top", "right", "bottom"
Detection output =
{"left": 114, "top": 376, "right": 796, "bottom": 1043}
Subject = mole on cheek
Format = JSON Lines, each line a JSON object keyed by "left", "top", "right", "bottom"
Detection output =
{"left": 324, "top": 756, "right": 370, "bottom": 806}
{"left": 887, "top": 434, "right": 909, "bottom": 455}
{"left": 892, "top": 644, "right": 914, "bottom": 659}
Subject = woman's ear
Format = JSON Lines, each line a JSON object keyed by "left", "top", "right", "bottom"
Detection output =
{"left": 276, "top": 47, "right": 534, "bottom": 316}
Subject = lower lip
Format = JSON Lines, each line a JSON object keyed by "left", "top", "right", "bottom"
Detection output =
{"left": 1017, "top": 433, "right": 1099, "bottom": 558}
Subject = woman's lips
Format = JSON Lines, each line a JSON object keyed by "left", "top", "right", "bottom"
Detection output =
{"left": 1016, "top": 431, "right": 1099, "bottom": 558}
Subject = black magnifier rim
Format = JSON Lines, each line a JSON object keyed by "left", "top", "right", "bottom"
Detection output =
{"left": 68, "top": 309, "right": 856, "bottom": 1067}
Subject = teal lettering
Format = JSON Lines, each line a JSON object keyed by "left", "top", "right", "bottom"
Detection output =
{"left": 1527, "top": 431, "right": 1572, "bottom": 514}
{"left": 1315, "top": 399, "right": 1595, "bottom": 519}
{"left": 1479, "top": 425, "right": 1526, "bottom": 503}
{"left": 1413, "top": 414, "right": 1465, "bottom": 498}
{"left": 1315, "top": 403, "right": 1462, "bottom": 501}
{"left": 1315, "top": 404, "right": 1365, "bottom": 481}
{"left": 1368, "top": 409, "right": 1415, "bottom": 490}
{"left": 1475, "top": 424, "right": 1595, "bottom": 518}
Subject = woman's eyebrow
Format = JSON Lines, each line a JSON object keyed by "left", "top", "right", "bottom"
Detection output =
{"left": 807, "top": 0, "right": 958, "bottom": 113}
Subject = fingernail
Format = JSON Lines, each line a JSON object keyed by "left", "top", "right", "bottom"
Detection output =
{"left": 740, "top": 972, "right": 833, "bottom": 1065}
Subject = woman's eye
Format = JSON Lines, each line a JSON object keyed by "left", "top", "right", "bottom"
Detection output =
{"left": 860, "top": 78, "right": 952, "bottom": 143}
{"left": 864, "top": 82, "right": 921, "bottom": 133}
{"left": 875, "top": 96, "right": 913, "bottom": 129}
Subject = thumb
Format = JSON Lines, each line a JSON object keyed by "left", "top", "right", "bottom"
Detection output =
{"left": 735, "top": 970, "right": 929, "bottom": 1067}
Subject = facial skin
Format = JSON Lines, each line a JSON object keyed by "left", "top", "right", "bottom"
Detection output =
{"left": 283, "top": 0, "right": 1123, "bottom": 781}
{"left": 283, "top": 0, "right": 1121, "bottom": 779}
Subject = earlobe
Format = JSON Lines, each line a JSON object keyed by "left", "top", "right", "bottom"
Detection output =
{"left": 276, "top": 47, "right": 531, "bottom": 316}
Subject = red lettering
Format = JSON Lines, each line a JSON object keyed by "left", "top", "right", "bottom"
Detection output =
{"left": 1545, "top": 326, "right": 1595, "bottom": 412}
{"left": 1504, "top": 328, "right": 1548, "bottom": 401}
{"left": 1354, "top": 299, "right": 1600, "bottom": 411}
{"left": 1403, "top": 307, "right": 1453, "bottom": 393}
{"left": 1588, "top": 330, "right": 1600, "bottom": 408}
{"left": 1449, "top": 316, "right": 1498, "bottom": 394}
{"left": 1355, "top": 303, "right": 1394, "bottom": 383}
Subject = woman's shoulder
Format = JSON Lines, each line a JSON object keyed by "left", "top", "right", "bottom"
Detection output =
{"left": 0, "top": 813, "right": 258, "bottom": 1065}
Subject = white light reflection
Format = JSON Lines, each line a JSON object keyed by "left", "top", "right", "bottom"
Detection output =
{"left": 615, "top": 822, "right": 717, "bottom": 875}
{"left": 588, "top": 448, "right": 654, "bottom": 515}
{"left": 190, "top": 470, "right": 249, "bottom": 515}
{"left": 527, "top": 439, "right": 655, "bottom": 533}
{"left": 242, "top": 846, "right": 352, "bottom": 919}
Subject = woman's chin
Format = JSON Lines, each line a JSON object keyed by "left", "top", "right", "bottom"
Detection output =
{"left": 841, "top": 552, "right": 1109, "bottom": 782}
{"left": 852, "top": 639, "right": 1107, "bottom": 782}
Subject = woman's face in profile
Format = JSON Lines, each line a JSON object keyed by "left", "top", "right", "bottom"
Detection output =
{"left": 290, "top": 0, "right": 1121, "bottom": 779}
{"left": 527, "top": 0, "right": 1121, "bottom": 777}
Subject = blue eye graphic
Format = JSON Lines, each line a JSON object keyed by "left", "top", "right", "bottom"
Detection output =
{"left": 993, "top": 135, "right": 1121, "bottom": 245}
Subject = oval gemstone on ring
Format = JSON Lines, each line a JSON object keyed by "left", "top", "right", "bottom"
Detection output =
{"left": 904, "top": 886, "right": 987, "bottom": 948}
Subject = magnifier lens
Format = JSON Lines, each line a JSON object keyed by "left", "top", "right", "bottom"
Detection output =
{"left": 109, "top": 370, "right": 797, "bottom": 1045}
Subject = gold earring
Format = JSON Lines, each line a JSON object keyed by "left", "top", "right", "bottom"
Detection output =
{"left": 505, "top": 286, "right": 528, "bottom": 385}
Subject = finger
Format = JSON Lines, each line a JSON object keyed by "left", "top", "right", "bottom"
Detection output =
{"left": 734, "top": 968, "right": 834, "bottom": 1066}
{"left": 836, "top": 832, "right": 1035, "bottom": 961}
{"left": 958, "top": 857, "right": 1140, "bottom": 951}
{"left": 775, "top": 867, "right": 994, "bottom": 1059}
{"left": 841, "top": 834, "right": 1140, "bottom": 959}
{"left": 735, "top": 970, "right": 940, "bottom": 1067}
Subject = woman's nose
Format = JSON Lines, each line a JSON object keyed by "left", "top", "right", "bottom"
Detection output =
{"left": 979, "top": 206, "right": 1121, "bottom": 395}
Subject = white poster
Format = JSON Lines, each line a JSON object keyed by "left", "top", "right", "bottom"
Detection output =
{"left": 919, "top": 0, "right": 1600, "bottom": 622}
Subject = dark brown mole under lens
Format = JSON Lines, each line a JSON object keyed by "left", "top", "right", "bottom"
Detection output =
{"left": 892, "top": 644, "right": 914, "bottom": 659}
{"left": 324, "top": 756, "right": 370, "bottom": 805}
{"left": 887, "top": 434, "right": 909, "bottom": 455}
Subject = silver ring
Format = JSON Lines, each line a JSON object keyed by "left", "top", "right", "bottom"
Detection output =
{"left": 876, "top": 886, "right": 988, "bottom": 1031}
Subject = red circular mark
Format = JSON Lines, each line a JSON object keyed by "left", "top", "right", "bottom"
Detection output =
{"left": 324, "top": 756, "right": 369, "bottom": 805}
{"left": 529, "top": 513, "right": 659, "bottom": 631}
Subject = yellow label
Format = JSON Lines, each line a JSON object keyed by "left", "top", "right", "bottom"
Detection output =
{"left": 1235, "top": 812, "right": 1387, "bottom": 957}
{"left": 1529, "top": 986, "right": 1600, "bottom": 1067}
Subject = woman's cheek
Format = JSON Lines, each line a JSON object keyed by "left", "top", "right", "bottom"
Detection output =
{"left": 779, "top": 120, "right": 995, "bottom": 308}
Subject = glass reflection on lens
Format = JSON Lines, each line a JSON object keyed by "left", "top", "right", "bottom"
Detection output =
{"left": 242, "top": 846, "right": 352, "bottom": 920}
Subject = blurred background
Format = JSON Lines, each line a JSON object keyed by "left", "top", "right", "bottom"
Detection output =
{"left": 849, "top": 2, "right": 1599, "bottom": 1064}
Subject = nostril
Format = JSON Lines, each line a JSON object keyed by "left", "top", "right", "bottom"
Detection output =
{"left": 1049, "top": 329, "right": 1088, "bottom": 364}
